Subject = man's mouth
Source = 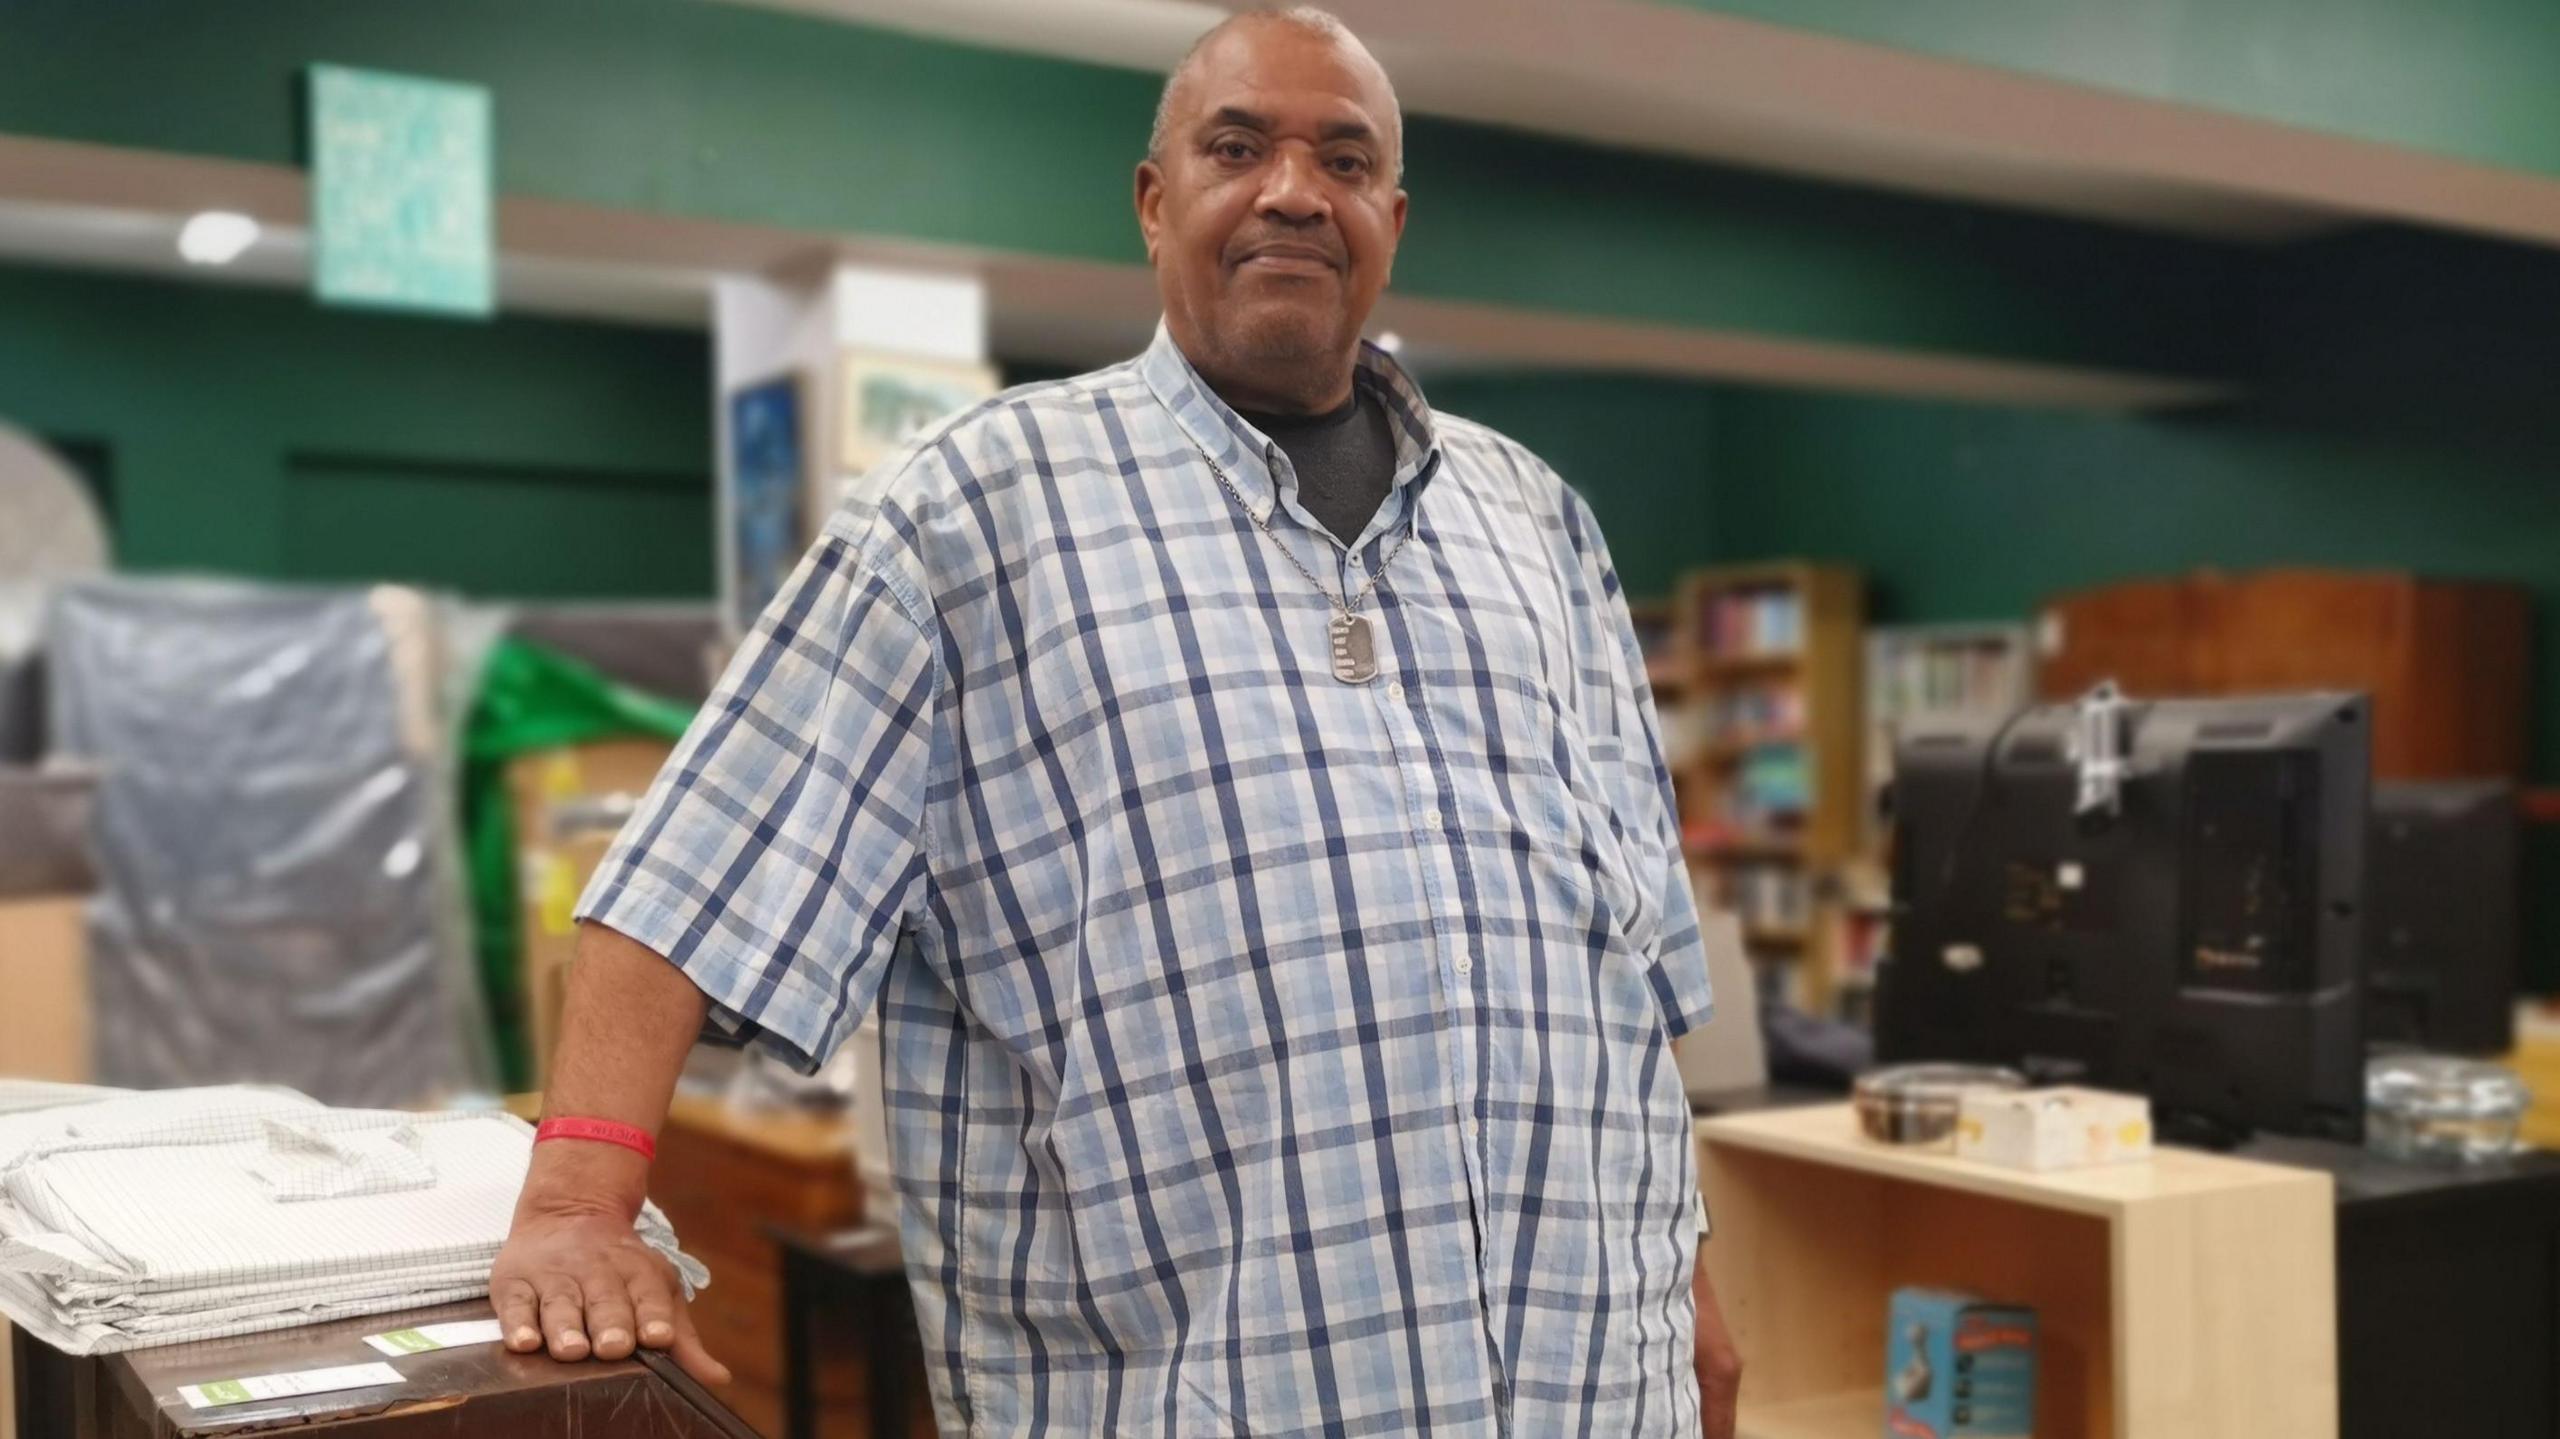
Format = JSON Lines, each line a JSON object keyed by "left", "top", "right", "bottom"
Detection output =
{"left": 1236, "top": 243, "right": 1339, "bottom": 276}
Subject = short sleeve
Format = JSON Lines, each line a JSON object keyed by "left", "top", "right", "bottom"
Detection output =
{"left": 577, "top": 517, "right": 941, "bottom": 1073}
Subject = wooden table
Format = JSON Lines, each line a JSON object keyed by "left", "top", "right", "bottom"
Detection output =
{"left": 11, "top": 1300, "right": 756, "bottom": 1437}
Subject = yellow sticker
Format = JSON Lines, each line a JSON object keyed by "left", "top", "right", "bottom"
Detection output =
{"left": 541, "top": 752, "right": 583, "bottom": 800}
{"left": 536, "top": 854, "right": 579, "bottom": 936}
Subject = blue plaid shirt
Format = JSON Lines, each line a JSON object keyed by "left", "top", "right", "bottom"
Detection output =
{"left": 583, "top": 326, "right": 1716, "bottom": 1436}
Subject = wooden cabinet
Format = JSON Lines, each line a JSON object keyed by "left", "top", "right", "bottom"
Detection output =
{"left": 1699, "top": 1104, "right": 2337, "bottom": 1439}
{"left": 2037, "top": 570, "right": 2529, "bottom": 779}
{"left": 2034, "top": 577, "right": 2200, "bottom": 702}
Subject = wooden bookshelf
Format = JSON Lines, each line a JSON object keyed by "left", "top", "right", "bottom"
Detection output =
{"left": 1653, "top": 562, "right": 1864, "bottom": 1014}
{"left": 1698, "top": 650, "right": 1803, "bottom": 681}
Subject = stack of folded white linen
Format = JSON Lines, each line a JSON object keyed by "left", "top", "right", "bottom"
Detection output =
{"left": 0, "top": 1082, "right": 704, "bottom": 1355}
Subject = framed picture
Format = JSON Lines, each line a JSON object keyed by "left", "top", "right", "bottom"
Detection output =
{"left": 839, "top": 351, "right": 1000, "bottom": 477}
{"left": 724, "top": 372, "right": 807, "bottom": 638}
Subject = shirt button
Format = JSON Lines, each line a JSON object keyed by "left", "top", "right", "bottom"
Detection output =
{"left": 1387, "top": 680, "right": 1406, "bottom": 701}
{"left": 1465, "top": 1118, "right": 1481, "bottom": 1142}
{"left": 1424, "top": 807, "right": 1443, "bottom": 828}
{"left": 1454, "top": 951, "right": 1474, "bottom": 975}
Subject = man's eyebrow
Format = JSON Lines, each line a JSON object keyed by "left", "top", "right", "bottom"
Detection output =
{"left": 1204, "top": 106, "right": 1271, "bottom": 133}
{"left": 1196, "top": 107, "right": 1379, "bottom": 148}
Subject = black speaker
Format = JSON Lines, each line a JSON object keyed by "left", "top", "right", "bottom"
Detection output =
{"left": 2364, "top": 779, "right": 2518, "bottom": 1055}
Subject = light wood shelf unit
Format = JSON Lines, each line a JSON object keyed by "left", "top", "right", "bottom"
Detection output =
{"left": 1656, "top": 562, "right": 1863, "bottom": 1014}
{"left": 1698, "top": 1104, "right": 2337, "bottom": 1439}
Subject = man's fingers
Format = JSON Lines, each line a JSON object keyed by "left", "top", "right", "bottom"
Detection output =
{"left": 614, "top": 1252, "right": 681, "bottom": 1351}
{"left": 492, "top": 1278, "right": 543, "bottom": 1353}
{"left": 537, "top": 1278, "right": 591, "bottom": 1361}
{"left": 579, "top": 1266, "right": 640, "bottom": 1360}
{"left": 669, "top": 1307, "right": 734, "bottom": 1387}
{"left": 613, "top": 1248, "right": 731, "bottom": 1386}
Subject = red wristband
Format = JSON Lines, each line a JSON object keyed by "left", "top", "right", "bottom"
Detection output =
{"left": 535, "top": 1116, "right": 657, "bottom": 1161}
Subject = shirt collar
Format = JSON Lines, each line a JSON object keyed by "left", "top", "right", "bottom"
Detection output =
{"left": 1137, "top": 320, "right": 1442, "bottom": 518}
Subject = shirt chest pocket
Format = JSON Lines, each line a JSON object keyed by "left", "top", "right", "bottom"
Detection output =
{"left": 1416, "top": 585, "right": 1655, "bottom": 951}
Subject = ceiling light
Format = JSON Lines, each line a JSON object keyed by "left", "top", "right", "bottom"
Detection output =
{"left": 1376, "top": 330, "right": 1404, "bottom": 354}
{"left": 177, "top": 211, "right": 261, "bottom": 266}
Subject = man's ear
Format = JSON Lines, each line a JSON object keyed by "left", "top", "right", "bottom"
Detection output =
{"left": 1135, "top": 160, "right": 1166, "bottom": 265}
{"left": 1384, "top": 187, "right": 1408, "bottom": 282}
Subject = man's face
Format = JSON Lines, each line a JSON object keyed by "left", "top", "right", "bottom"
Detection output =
{"left": 1136, "top": 22, "right": 1407, "bottom": 405}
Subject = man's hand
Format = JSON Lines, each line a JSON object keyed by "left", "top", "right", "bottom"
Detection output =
{"left": 1695, "top": 1253, "right": 1742, "bottom": 1439}
{"left": 493, "top": 923, "right": 730, "bottom": 1385}
{"left": 491, "top": 1202, "right": 732, "bottom": 1385}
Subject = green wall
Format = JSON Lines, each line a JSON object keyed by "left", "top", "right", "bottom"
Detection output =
{"left": 0, "top": 263, "right": 713, "bottom": 598}
{"left": 1671, "top": 0, "right": 2560, "bottom": 178}
{"left": 0, "top": 0, "right": 2244, "bottom": 380}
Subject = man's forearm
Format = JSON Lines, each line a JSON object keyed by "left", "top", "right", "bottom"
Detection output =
{"left": 516, "top": 921, "right": 710, "bottom": 1221}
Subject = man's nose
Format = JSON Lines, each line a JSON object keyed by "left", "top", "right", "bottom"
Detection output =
{"left": 1256, "top": 145, "right": 1332, "bottom": 225}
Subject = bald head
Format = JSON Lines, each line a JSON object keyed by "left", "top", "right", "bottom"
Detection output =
{"left": 1149, "top": 8, "right": 1403, "bottom": 181}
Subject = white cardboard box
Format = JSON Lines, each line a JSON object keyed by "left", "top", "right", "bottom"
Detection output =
{"left": 1956, "top": 1086, "right": 2153, "bottom": 1172}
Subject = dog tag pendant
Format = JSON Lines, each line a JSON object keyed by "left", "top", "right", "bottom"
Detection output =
{"left": 1329, "top": 611, "right": 1378, "bottom": 684}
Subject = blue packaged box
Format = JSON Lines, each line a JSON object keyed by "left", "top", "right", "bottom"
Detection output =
{"left": 1884, "top": 1288, "right": 2038, "bottom": 1439}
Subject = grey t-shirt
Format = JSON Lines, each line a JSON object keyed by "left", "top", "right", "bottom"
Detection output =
{"left": 1239, "top": 383, "right": 1397, "bottom": 547}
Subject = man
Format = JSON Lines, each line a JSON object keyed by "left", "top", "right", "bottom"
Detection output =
{"left": 492, "top": 7, "right": 1743, "bottom": 1435}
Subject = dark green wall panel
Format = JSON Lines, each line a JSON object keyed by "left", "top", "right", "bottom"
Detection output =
{"left": 0, "top": 0, "right": 2242, "bottom": 378}
{"left": 0, "top": 264, "right": 712, "bottom": 598}
{"left": 283, "top": 457, "right": 711, "bottom": 598}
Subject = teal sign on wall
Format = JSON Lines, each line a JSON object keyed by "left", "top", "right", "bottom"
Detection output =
{"left": 308, "top": 65, "right": 493, "bottom": 317}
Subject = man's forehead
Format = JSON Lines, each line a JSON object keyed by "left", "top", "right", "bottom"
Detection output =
{"left": 1177, "top": 26, "right": 1395, "bottom": 134}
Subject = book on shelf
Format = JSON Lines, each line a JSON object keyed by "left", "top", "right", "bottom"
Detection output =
{"left": 1700, "top": 682, "right": 1804, "bottom": 741}
{"left": 1724, "top": 861, "right": 1811, "bottom": 934}
{"left": 1733, "top": 746, "right": 1810, "bottom": 819}
{"left": 1867, "top": 624, "right": 2031, "bottom": 724}
{"left": 1698, "top": 587, "right": 1803, "bottom": 657}
{"left": 1680, "top": 819, "right": 1805, "bottom": 861}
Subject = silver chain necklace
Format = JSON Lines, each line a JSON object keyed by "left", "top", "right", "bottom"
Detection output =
{"left": 1192, "top": 442, "right": 1414, "bottom": 684}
